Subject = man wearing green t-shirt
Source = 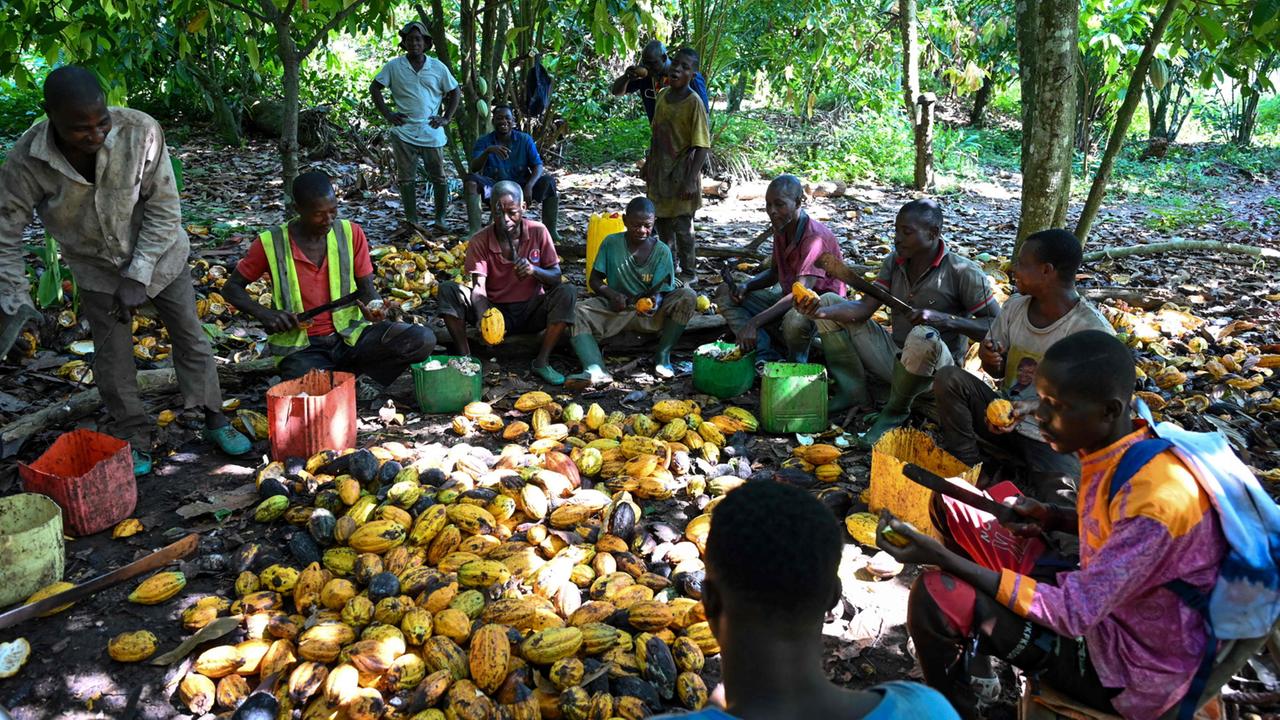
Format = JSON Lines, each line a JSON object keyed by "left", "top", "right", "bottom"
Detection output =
{"left": 569, "top": 197, "right": 696, "bottom": 386}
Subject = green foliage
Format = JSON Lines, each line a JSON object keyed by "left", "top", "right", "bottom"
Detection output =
{"left": 0, "top": 56, "right": 47, "bottom": 137}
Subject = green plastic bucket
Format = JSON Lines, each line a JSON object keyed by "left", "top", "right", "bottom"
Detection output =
{"left": 761, "top": 362, "right": 828, "bottom": 433}
{"left": 0, "top": 493, "right": 65, "bottom": 608}
{"left": 693, "top": 341, "right": 756, "bottom": 399}
{"left": 412, "top": 355, "right": 483, "bottom": 414}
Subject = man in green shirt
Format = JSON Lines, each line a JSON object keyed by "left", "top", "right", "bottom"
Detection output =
{"left": 569, "top": 197, "right": 696, "bottom": 385}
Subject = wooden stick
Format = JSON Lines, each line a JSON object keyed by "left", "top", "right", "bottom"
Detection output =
{"left": 1083, "top": 239, "right": 1280, "bottom": 263}
{"left": 0, "top": 534, "right": 199, "bottom": 630}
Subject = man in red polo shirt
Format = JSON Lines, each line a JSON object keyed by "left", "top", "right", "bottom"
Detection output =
{"left": 224, "top": 172, "right": 437, "bottom": 399}
{"left": 797, "top": 199, "right": 999, "bottom": 446}
{"left": 717, "top": 174, "right": 846, "bottom": 364}
{"left": 437, "top": 180, "right": 575, "bottom": 385}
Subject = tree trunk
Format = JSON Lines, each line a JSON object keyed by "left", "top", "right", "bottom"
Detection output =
{"left": 1073, "top": 0, "right": 1180, "bottom": 245}
{"left": 276, "top": 17, "right": 302, "bottom": 212}
{"left": 1014, "top": 0, "right": 1078, "bottom": 254}
{"left": 1146, "top": 83, "right": 1170, "bottom": 141}
{"left": 1016, "top": 0, "right": 1037, "bottom": 171}
{"left": 915, "top": 93, "right": 936, "bottom": 189}
{"left": 970, "top": 74, "right": 993, "bottom": 126}
{"left": 727, "top": 66, "right": 750, "bottom": 113}
{"left": 901, "top": 0, "right": 932, "bottom": 190}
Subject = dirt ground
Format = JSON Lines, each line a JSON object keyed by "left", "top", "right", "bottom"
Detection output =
{"left": 0, "top": 126, "right": 1277, "bottom": 718}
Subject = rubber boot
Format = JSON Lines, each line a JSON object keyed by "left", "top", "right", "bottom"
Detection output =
{"left": 567, "top": 334, "right": 612, "bottom": 386}
{"left": 654, "top": 321, "right": 686, "bottom": 378}
{"left": 858, "top": 361, "right": 932, "bottom": 449}
{"left": 466, "top": 193, "right": 484, "bottom": 235}
{"left": 432, "top": 181, "right": 450, "bottom": 231}
{"left": 542, "top": 190, "right": 562, "bottom": 242}
{"left": 399, "top": 182, "right": 419, "bottom": 225}
{"left": 820, "top": 330, "right": 869, "bottom": 417}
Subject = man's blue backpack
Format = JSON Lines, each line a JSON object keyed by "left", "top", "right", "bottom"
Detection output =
{"left": 1109, "top": 399, "right": 1280, "bottom": 718}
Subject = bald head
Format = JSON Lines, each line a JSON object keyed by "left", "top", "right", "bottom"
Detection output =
{"left": 43, "top": 66, "right": 105, "bottom": 115}
{"left": 767, "top": 174, "right": 805, "bottom": 204}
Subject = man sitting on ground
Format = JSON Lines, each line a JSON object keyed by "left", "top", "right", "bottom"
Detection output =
{"left": 877, "top": 330, "right": 1226, "bottom": 720}
{"left": 569, "top": 197, "right": 696, "bottom": 386}
{"left": 651, "top": 481, "right": 958, "bottom": 720}
{"left": 717, "top": 174, "right": 846, "bottom": 365}
{"left": 796, "top": 199, "right": 999, "bottom": 447}
{"left": 934, "top": 228, "right": 1113, "bottom": 491}
{"left": 225, "top": 172, "right": 436, "bottom": 399}
{"left": 464, "top": 104, "right": 560, "bottom": 241}
{"left": 437, "top": 181, "right": 575, "bottom": 385}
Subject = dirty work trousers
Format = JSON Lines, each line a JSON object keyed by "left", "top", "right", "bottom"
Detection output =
{"left": 81, "top": 272, "right": 223, "bottom": 449}
{"left": 437, "top": 281, "right": 577, "bottom": 334}
{"left": 573, "top": 287, "right": 697, "bottom": 340}
{"left": 277, "top": 322, "right": 437, "bottom": 386}
{"left": 811, "top": 291, "right": 953, "bottom": 379}
{"left": 715, "top": 284, "right": 815, "bottom": 361}
{"left": 933, "top": 365, "right": 1080, "bottom": 482}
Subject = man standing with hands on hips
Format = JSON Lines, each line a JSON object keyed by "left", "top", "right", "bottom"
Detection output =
{"left": 371, "top": 21, "right": 460, "bottom": 232}
{"left": 0, "top": 66, "right": 251, "bottom": 475}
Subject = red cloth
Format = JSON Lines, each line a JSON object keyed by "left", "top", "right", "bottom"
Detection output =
{"left": 464, "top": 220, "right": 560, "bottom": 304}
{"left": 236, "top": 223, "right": 374, "bottom": 337}
{"left": 773, "top": 216, "right": 846, "bottom": 296}
{"left": 938, "top": 480, "right": 1045, "bottom": 576}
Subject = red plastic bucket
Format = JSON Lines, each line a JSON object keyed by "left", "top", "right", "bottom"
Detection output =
{"left": 19, "top": 429, "right": 136, "bottom": 536}
{"left": 267, "top": 369, "right": 357, "bottom": 461}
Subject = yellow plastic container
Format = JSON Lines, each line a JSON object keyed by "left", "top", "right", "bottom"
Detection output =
{"left": 585, "top": 212, "right": 626, "bottom": 291}
{"left": 0, "top": 493, "right": 65, "bottom": 608}
{"left": 868, "top": 427, "right": 980, "bottom": 540}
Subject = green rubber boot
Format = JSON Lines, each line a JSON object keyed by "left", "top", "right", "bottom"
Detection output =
{"left": 820, "top": 330, "right": 870, "bottom": 417}
{"left": 466, "top": 193, "right": 484, "bottom": 235}
{"left": 432, "top": 182, "right": 450, "bottom": 231}
{"left": 542, "top": 189, "right": 562, "bottom": 243}
{"left": 858, "top": 361, "right": 932, "bottom": 449}
{"left": 398, "top": 182, "right": 419, "bottom": 224}
{"left": 567, "top": 334, "right": 613, "bottom": 385}
{"left": 654, "top": 320, "right": 686, "bottom": 378}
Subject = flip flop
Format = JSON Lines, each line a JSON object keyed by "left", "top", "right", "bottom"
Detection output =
{"left": 132, "top": 449, "right": 153, "bottom": 477}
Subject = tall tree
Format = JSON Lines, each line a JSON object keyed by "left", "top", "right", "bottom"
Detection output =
{"left": 1015, "top": 0, "right": 1079, "bottom": 253}
{"left": 901, "top": 0, "right": 934, "bottom": 189}
{"left": 194, "top": 0, "right": 394, "bottom": 205}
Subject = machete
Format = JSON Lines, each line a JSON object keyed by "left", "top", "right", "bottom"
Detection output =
{"left": 297, "top": 290, "right": 364, "bottom": 322}
{"left": 901, "top": 463, "right": 1019, "bottom": 524}
{"left": 0, "top": 533, "right": 199, "bottom": 630}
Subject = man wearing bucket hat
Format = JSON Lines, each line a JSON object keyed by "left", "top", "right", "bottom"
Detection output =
{"left": 371, "top": 20, "right": 460, "bottom": 232}
{"left": 0, "top": 66, "right": 251, "bottom": 475}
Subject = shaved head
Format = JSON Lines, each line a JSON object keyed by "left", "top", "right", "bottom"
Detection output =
{"left": 767, "top": 174, "right": 805, "bottom": 204}
{"left": 43, "top": 66, "right": 105, "bottom": 114}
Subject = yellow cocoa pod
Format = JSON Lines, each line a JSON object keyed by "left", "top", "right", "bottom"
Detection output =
{"left": 108, "top": 630, "right": 157, "bottom": 662}
{"left": 815, "top": 463, "right": 842, "bottom": 482}
{"left": 515, "top": 391, "right": 553, "bottom": 412}
{"left": 217, "top": 674, "right": 251, "bottom": 709}
{"left": 348, "top": 519, "right": 407, "bottom": 553}
{"left": 986, "top": 398, "right": 1016, "bottom": 429}
{"left": 129, "top": 570, "right": 187, "bottom": 605}
{"left": 521, "top": 627, "right": 583, "bottom": 664}
{"left": 469, "top": 624, "right": 511, "bottom": 693}
{"left": 584, "top": 403, "right": 606, "bottom": 430}
{"left": 178, "top": 672, "right": 216, "bottom": 713}
{"left": 677, "top": 670, "right": 709, "bottom": 709}
{"left": 791, "top": 281, "right": 820, "bottom": 303}
{"left": 480, "top": 307, "right": 506, "bottom": 344}
{"left": 794, "top": 443, "right": 841, "bottom": 465}
{"left": 24, "top": 580, "right": 76, "bottom": 616}
{"left": 634, "top": 297, "right": 655, "bottom": 313}
{"left": 194, "top": 645, "right": 245, "bottom": 678}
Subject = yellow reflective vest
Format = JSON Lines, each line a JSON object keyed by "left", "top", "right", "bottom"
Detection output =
{"left": 259, "top": 219, "right": 367, "bottom": 355}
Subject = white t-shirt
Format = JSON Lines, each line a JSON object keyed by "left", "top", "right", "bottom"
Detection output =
{"left": 374, "top": 55, "right": 459, "bottom": 148}
{"left": 987, "top": 293, "right": 1114, "bottom": 440}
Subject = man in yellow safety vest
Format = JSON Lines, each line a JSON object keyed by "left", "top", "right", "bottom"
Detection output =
{"left": 224, "top": 172, "right": 437, "bottom": 399}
